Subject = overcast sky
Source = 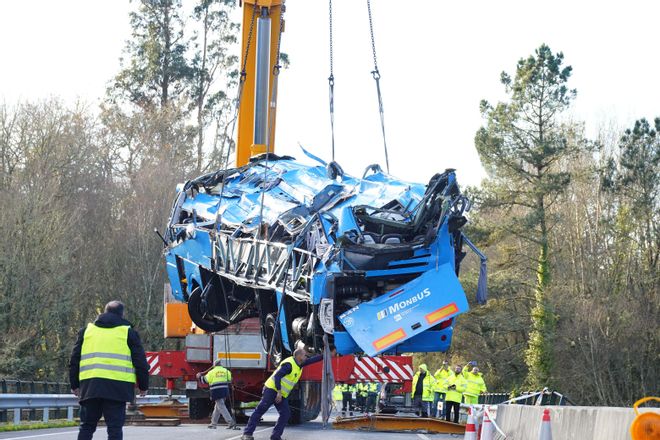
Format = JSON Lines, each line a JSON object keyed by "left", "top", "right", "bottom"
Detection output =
{"left": 1, "top": 0, "right": 659, "bottom": 187}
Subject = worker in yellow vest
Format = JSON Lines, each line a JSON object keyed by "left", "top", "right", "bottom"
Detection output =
{"left": 366, "top": 382, "right": 379, "bottom": 413}
{"left": 69, "top": 301, "right": 149, "bottom": 440}
{"left": 411, "top": 364, "right": 435, "bottom": 417}
{"left": 432, "top": 361, "right": 452, "bottom": 418}
{"left": 340, "top": 383, "right": 354, "bottom": 416}
{"left": 331, "top": 383, "right": 343, "bottom": 413}
{"left": 241, "top": 346, "right": 334, "bottom": 440}
{"left": 444, "top": 365, "right": 467, "bottom": 424}
{"left": 462, "top": 362, "right": 487, "bottom": 405}
{"left": 355, "top": 382, "right": 369, "bottom": 413}
{"left": 197, "top": 359, "right": 237, "bottom": 429}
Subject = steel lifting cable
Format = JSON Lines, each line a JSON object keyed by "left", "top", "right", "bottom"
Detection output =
{"left": 366, "top": 0, "right": 390, "bottom": 173}
{"left": 328, "top": 0, "right": 336, "bottom": 162}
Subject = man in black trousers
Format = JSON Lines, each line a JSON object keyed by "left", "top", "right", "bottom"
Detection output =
{"left": 69, "top": 301, "right": 150, "bottom": 440}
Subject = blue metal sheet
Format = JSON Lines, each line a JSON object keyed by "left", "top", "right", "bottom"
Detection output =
{"left": 338, "top": 262, "right": 469, "bottom": 356}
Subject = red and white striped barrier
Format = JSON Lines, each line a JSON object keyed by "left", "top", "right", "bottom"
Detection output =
{"left": 145, "top": 353, "right": 161, "bottom": 376}
{"left": 349, "top": 356, "right": 414, "bottom": 382}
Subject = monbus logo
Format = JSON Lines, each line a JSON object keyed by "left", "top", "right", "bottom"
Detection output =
{"left": 376, "top": 288, "right": 432, "bottom": 320}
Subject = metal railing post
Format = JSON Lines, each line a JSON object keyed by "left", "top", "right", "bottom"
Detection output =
{"left": 0, "top": 379, "right": 5, "bottom": 422}
{"left": 67, "top": 406, "right": 74, "bottom": 421}
{"left": 13, "top": 408, "right": 21, "bottom": 425}
{"left": 29, "top": 381, "right": 36, "bottom": 421}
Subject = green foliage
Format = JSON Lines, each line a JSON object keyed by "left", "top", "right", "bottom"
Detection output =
{"left": 0, "top": 421, "right": 78, "bottom": 432}
{"left": 110, "top": 0, "right": 192, "bottom": 109}
{"left": 108, "top": 0, "right": 239, "bottom": 172}
{"left": 475, "top": 44, "right": 584, "bottom": 388}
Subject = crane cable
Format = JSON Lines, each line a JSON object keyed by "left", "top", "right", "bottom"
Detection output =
{"left": 328, "top": 0, "right": 336, "bottom": 162}
{"left": 366, "top": 0, "right": 390, "bottom": 173}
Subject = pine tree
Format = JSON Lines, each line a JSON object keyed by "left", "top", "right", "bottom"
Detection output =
{"left": 475, "top": 44, "right": 578, "bottom": 387}
{"left": 110, "top": 0, "right": 192, "bottom": 109}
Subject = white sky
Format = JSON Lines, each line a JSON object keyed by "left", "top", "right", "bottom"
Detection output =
{"left": 1, "top": 0, "right": 659, "bottom": 187}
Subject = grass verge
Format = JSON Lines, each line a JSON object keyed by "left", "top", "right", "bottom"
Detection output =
{"left": 0, "top": 420, "right": 78, "bottom": 432}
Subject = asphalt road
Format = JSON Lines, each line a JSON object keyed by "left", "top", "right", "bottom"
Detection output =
{"left": 0, "top": 414, "right": 463, "bottom": 440}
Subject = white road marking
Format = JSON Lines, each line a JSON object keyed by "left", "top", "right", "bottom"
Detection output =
{"left": 226, "top": 426, "right": 272, "bottom": 440}
{"left": 417, "top": 434, "right": 431, "bottom": 440}
{"left": 2, "top": 431, "right": 78, "bottom": 440}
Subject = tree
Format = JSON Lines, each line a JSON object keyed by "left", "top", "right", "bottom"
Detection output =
{"left": 603, "top": 118, "right": 660, "bottom": 270}
{"left": 475, "top": 44, "right": 579, "bottom": 387}
{"left": 189, "top": 0, "right": 239, "bottom": 172}
{"left": 110, "top": 0, "right": 192, "bottom": 109}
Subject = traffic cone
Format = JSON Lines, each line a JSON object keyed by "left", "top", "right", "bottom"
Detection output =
{"left": 479, "top": 410, "right": 495, "bottom": 440}
{"left": 538, "top": 408, "right": 553, "bottom": 440}
{"left": 464, "top": 410, "right": 477, "bottom": 440}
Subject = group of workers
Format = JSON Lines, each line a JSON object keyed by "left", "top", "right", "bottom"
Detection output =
{"left": 69, "top": 300, "right": 488, "bottom": 440}
{"left": 332, "top": 381, "right": 380, "bottom": 415}
{"left": 68, "top": 300, "right": 328, "bottom": 440}
{"left": 412, "top": 360, "right": 488, "bottom": 423}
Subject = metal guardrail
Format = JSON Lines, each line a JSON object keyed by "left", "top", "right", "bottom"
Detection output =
{"left": 479, "top": 393, "right": 510, "bottom": 405}
{"left": 0, "top": 379, "right": 168, "bottom": 396}
{"left": 0, "top": 379, "right": 169, "bottom": 423}
{"left": 0, "top": 394, "right": 186, "bottom": 425}
{"left": 500, "top": 388, "right": 575, "bottom": 406}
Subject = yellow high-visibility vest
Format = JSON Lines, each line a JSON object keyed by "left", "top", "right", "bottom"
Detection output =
{"left": 79, "top": 323, "right": 136, "bottom": 383}
{"left": 332, "top": 385, "right": 343, "bottom": 400}
{"left": 412, "top": 372, "right": 435, "bottom": 401}
{"left": 205, "top": 366, "right": 232, "bottom": 391}
{"left": 445, "top": 374, "right": 467, "bottom": 403}
{"left": 264, "top": 357, "right": 301, "bottom": 398}
{"left": 433, "top": 368, "right": 452, "bottom": 392}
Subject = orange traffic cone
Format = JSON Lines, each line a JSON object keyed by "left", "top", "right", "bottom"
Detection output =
{"left": 480, "top": 410, "right": 495, "bottom": 440}
{"left": 464, "top": 409, "right": 478, "bottom": 440}
{"left": 538, "top": 408, "right": 553, "bottom": 440}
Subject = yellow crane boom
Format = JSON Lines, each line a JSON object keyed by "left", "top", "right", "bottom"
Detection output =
{"left": 236, "top": 0, "right": 284, "bottom": 167}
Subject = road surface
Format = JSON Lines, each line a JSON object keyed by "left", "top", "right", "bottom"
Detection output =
{"left": 0, "top": 413, "right": 462, "bottom": 440}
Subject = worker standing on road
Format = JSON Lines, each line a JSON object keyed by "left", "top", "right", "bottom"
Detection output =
{"left": 462, "top": 362, "right": 487, "bottom": 405}
{"left": 432, "top": 361, "right": 452, "bottom": 418}
{"left": 69, "top": 301, "right": 149, "bottom": 440}
{"left": 445, "top": 365, "right": 466, "bottom": 424}
{"left": 366, "top": 382, "right": 378, "bottom": 413}
{"left": 332, "top": 383, "right": 343, "bottom": 413}
{"left": 355, "top": 382, "right": 369, "bottom": 413}
{"left": 411, "top": 364, "right": 435, "bottom": 417}
{"left": 241, "top": 346, "right": 334, "bottom": 440}
{"left": 196, "top": 359, "right": 237, "bottom": 429}
{"left": 340, "top": 383, "right": 354, "bottom": 416}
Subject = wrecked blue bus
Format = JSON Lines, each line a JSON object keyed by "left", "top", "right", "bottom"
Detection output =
{"left": 162, "top": 152, "right": 485, "bottom": 360}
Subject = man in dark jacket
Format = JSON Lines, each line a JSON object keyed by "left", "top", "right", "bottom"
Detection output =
{"left": 69, "top": 301, "right": 149, "bottom": 440}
